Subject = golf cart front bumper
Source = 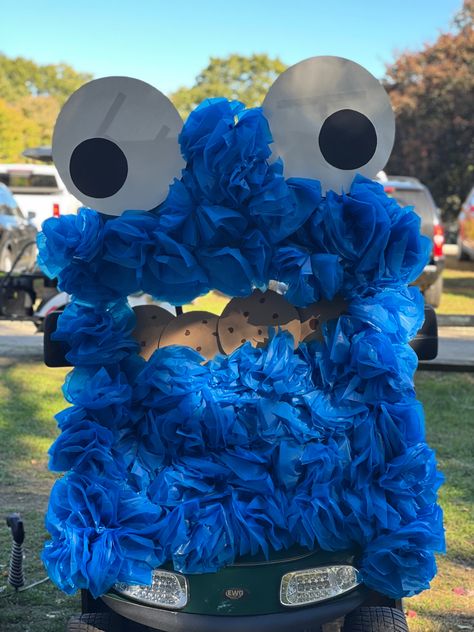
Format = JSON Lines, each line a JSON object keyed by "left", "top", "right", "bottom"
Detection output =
{"left": 102, "top": 585, "right": 368, "bottom": 631}
{"left": 101, "top": 549, "right": 373, "bottom": 631}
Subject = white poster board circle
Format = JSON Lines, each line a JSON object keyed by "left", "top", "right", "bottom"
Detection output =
{"left": 53, "top": 76, "right": 185, "bottom": 216}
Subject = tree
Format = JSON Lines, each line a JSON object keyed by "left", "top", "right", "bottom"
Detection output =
{"left": 0, "top": 54, "right": 92, "bottom": 161}
{"left": 170, "top": 54, "right": 286, "bottom": 118}
{"left": 0, "top": 98, "right": 41, "bottom": 162}
{"left": 0, "top": 54, "right": 92, "bottom": 105}
{"left": 16, "top": 95, "right": 61, "bottom": 147}
{"left": 384, "top": 0, "right": 474, "bottom": 221}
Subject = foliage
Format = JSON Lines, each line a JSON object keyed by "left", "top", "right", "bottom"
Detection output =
{"left": 384, "top": 0, "right": 474, "bottom": 221}
{"left": 0, "top": 97, "right": 41, "bottom": 162}
{"left": 170, "top": 53, "right": 286, "bottom": 118}
{"left": 17, "top": 95, "right": 61, "bottom": 147}
{"left": 0, "top": 54, "right": 91, "bottom": 104}
{"left": 0, "top": 53, "right": 91, "bottom": 162}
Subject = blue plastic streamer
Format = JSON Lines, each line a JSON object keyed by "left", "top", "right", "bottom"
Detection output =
{"left": 39, "top": 97, "right": 444, "bottom": 600}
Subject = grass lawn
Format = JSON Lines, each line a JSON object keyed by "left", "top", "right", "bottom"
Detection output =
{"left": 405, "top": 372, "right": 474, "bottom": 631}
{"left": 437, "top": 268, "right": 474, "bottom": 316}
{"left": 184, "top": 289, "right": 229, "bottom": 314}
{"left": 0, "top": 361, "right": 78, "bottom": 632}
{"left": 436, "top": 254, "right": 474, "bottom": 316}
{"left": 0, "top": 362, "right": 473, "bottom": 631}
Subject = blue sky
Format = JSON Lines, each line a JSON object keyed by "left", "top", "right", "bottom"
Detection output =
{"left": 2, "top": 0, "right": 461, "bottom": 95}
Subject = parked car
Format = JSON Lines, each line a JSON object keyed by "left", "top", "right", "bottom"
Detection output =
{"left": 0, "top": 163, "right": 80, "bottom": 230}
{"left": 457, "top": 185, "right": 474, "bottom": 261}
{"left": 0, "top": 183, "right": 37, "bottom": 273}
{"left": 376, "top": 174, "right": 445, "bottom": 307}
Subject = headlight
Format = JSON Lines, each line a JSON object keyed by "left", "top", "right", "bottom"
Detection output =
{"left": 280, "top": 565, "right": 361, "bottom": 607}
{"left": 114, "top": 570, "right": 188, "bottom": 609}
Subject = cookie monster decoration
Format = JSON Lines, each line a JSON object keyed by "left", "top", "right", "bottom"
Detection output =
{"left": 39, "top": 56, "right": 445, "bottom": 602}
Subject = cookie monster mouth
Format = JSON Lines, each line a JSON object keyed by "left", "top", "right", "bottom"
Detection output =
{"left": 129, "top": 289, "right": 346, "bottom": 362}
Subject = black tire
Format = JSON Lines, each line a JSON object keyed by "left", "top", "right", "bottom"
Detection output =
{"left": 66, "top": 613, "right": 117, "bottom": 632}
{"left": 423, "top": 275, "right": 443, "bottom": 308}
{"left": 343, "top": 606, "right": 408, "bottom": 632}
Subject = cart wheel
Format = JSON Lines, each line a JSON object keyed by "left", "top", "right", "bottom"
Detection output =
{"left": 66, "top": 613, "right": 118, "bottom": 632}
{"left": 343, "top": 606, "right": 408, "bottom": 632}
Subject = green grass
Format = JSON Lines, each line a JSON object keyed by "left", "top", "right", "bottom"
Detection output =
{"left": 436, "top": 254, "right": 474, "bottom": 316}
{"left": 437, "top": 268, "right": 474, "bottom": 316}
{"left": 0, "top": 363, "right": 473, "bottom": 631}
{"left": 405, "top": 372, "right": 474, "bottom": 631}
{"left": 184, "top": 290, "right": 229, "bottom": 315}
{"left": 0, "top": 361, "right": 79, "bottom": 632}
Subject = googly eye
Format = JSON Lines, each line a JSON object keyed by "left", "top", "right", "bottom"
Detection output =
{"left": 52, "top": 76, "right": 185, "bottom": 216}
{"left": 262, "top": 56, "right": 395, "bottom": 193}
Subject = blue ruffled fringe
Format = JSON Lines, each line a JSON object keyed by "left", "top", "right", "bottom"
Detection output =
{"left": 39, "top": 98, "right": 444, "bottom": 600}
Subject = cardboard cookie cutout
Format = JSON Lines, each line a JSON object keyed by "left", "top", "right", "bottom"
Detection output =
{"left": 298, "top": 297, "right": 348, "bottom": 343}
{"left": 53, "top": 76, "right": 185, "bottom": 216}
{"left": 262, "top": 56, "right": 395, "bottom": 193}
{"left": 218, "top": 289, "right": 301, "bottom": 355}
{"left": 132, "top": 305, "right": 175, "bottom": 361}
{"left": 159, "top": 311, "right": 220, "bottom": 360}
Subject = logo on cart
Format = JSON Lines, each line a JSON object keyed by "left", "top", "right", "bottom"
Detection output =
{"left": 224, "top": 587, "right": 248, "bottom": 600}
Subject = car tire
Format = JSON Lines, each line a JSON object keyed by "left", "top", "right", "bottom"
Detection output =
{"left": 423, "top": 275, "right": 443, "bottom": 308}
{"left": 66, "top": 613, "right": 119, "bottom": 632}
{"left": 343, "top": 606, "right": 408, "bottom": 632}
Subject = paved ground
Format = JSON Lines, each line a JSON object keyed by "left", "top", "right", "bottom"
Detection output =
{"left": 433, "top": 326, "right": 474, "bottom": 367}
{"left": 1, "top": 319, "right": 473, "bottom": 368}
{"left": 0, "top": 320, "right": 43, "bottom": 358}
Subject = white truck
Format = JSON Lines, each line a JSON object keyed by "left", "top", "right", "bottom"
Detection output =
{"left": 0, "top": 163, "right": 80, "bottom": 230}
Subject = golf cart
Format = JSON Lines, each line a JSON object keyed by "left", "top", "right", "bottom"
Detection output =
{"left": 72, "top": 550, "right": 402, "bottom": 632}
{"left": 40, "top": 55, "right": 444, "bottom": 632}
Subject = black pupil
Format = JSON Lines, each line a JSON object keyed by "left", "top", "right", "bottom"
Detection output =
{"left": 318, "top": 109, "right": 377, "bottom": 171}
{"left": 69, "top": 138, "right": 128, "bottom": 198}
